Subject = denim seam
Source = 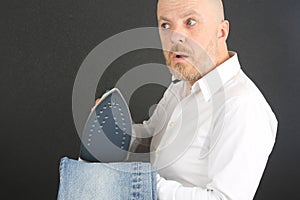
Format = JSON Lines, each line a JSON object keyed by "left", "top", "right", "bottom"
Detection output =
{"left": 130, "top": 163, "right": 135, "bottom": 200}
{"left": 152, "top": 170, "right": 157, "bottom": 200}
{"left": 130, "top": 162, "right": 143, "bottom": 200}
{"left": 58, "top": 157, "right": 66, "bottom": 200}
{"left": 138, "top": 163, "right": 143, "bottom": 200}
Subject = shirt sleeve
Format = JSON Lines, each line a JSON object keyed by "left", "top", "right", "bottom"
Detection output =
{"left": 157, "top": 173, "right": 229, "bottom": 200}
{"left": 157, "top": 96, "right": 278, "bottom": 200}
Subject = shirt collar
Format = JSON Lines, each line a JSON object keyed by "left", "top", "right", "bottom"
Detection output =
{"left": 191, "top": 51, "right": 241, "bottom": 102}
{"left": 171, "top": 75, "right": 181, "bottom": 84}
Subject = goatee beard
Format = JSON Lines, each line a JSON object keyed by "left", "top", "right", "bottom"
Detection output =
{"left": 168, "top": 62, "right": 202, "bottom": 82}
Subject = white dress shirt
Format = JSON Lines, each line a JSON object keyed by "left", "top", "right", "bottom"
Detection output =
{"left": 130, "top": 52, "right": 278, "bottom": 200}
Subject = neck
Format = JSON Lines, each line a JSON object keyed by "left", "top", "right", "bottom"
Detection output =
{"left": 188, "top": 48, "right": 230, "bottom": 87}
{"left": 216, "top": 48, "right": 230, "bottom": 67}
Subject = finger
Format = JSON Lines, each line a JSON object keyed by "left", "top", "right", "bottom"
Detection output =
{"left": 95, "top": 98, "right": 101, "bottom": 105}
{"left": 90, "top": 98, "right": 101, "bottom": 112}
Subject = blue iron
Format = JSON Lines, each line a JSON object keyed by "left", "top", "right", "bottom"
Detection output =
{"left": 79, "top": 88, "right": 132, "bottom": 162}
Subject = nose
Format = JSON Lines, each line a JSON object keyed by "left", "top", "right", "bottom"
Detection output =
{"left": 171, "top": 30, "right": 186, "bottom": 44}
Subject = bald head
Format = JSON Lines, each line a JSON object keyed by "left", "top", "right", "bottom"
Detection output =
{"left": 208, "top": 0, "right": 225, "bottom": 22}
{"left": 157, "top": 0, "right": 225, "bottom": 22}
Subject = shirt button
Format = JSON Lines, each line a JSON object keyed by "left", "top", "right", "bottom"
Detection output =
{"left": 169, "top": 121, "right": 175, "bottom": 127}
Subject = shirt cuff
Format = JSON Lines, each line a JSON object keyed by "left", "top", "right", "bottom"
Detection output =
{"left": 156, "top": 174, "right": 229, "bottom": 200}
{"left": 156, "top": 173, "right": 182, "bottom": 200}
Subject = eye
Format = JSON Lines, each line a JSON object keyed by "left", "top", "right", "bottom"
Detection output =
{"left": 186, "top": 18, "right": 196, "bottom": 26}
{"left": 161, "top": 23, "right": 171, "bottom": 29}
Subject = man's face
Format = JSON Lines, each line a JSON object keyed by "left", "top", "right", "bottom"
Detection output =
{"left": 157, "top": 0, "right": 221, "bottom": 83}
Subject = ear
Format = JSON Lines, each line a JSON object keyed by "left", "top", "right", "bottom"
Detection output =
{"left": 217, "top": 20, "right": 230, "bottom": 41}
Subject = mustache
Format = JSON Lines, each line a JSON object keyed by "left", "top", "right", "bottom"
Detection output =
{"left": 168, "top": 44, "right": 193, "bottom": 56}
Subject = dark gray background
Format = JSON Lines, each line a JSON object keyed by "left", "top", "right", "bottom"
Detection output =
{"left": 1, "top": 0, "right": 299, "bottom": 199}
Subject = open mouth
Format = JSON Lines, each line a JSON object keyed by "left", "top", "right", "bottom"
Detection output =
{"left": 175, "top": 55, "right": 188, "bottom": 58}
{"left": 173, "top": 52, "right": 189, "bottom": 61}
{"left": 173, "top": 52, "right": 189, "bottom": 59}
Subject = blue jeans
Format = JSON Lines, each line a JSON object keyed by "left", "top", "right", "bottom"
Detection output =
{"left": 57, "top": 157, "right": 157, "bottom": 200}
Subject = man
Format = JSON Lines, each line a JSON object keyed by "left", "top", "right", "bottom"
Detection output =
{"left": 129, "top": 0, "right": 278, "bottom": 199}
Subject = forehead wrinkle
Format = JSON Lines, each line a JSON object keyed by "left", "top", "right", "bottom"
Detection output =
{"left": 158, "top": 7, "right": 203, "bottom": 24}
{"left": 157, "top": 0, "right": 199, "bottom": 14}
{"left": 180, "top": 10, "right": 204, "bottom": 21}
{"left": 158, "top": 10, "right": 204, "bottom": 23}
{"left": 157, "top": 0, "right": 224, "bottom": 22}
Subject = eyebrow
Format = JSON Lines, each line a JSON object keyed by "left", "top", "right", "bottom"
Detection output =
{"left": 158, "top": 10, "right": 203, "bottom": 23}
{"left": 180, "top": 10, "right": 202, "bottom": 19}
{"left": 158, "top": 16, "right": 171, "bottom": 23}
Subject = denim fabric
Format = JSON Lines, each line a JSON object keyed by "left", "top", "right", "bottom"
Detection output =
{"left": 57, "top": 157, "right": 157, "bottom": 200}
